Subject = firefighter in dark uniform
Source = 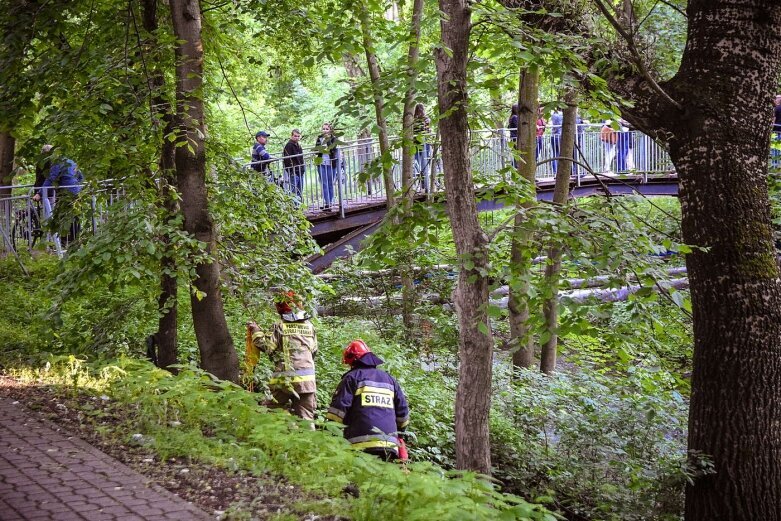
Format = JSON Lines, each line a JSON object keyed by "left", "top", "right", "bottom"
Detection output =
{"left": 246, "top": 291, "right": 318, "bottom": 421}
{"left": 326, "top": 340, "right": 410, "bottom": 460}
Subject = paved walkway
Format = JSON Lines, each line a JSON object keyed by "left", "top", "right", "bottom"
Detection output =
{"left": 0, "top": 396, "right": 212, "bottom": 520}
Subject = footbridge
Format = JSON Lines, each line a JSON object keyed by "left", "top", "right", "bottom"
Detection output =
{"left": 1, "top": 127, "right": 680, "bottom": 271}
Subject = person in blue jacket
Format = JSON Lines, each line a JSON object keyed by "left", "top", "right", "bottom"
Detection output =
{"left": 33, "top": 146, "right": 84, "bottom": 246}
{"left": 326, "top": 340, "right": 410, "bottom": 461}
{"left": 251, "top": 131, "right": 273, "bottom": 180}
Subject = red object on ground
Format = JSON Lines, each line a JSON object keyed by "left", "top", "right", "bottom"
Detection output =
{"left": 397, "top": 438, "right": 409, "bottom": 462}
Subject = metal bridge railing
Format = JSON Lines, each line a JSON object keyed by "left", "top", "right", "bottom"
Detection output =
{"left": 1, "top": 128, "right": 676, "bottom": 255}
{"left": 244, "top": 128, "right": 676, "bottom": 214}
{"left": 0, "top": 182, "right": 125, "bottom": 256}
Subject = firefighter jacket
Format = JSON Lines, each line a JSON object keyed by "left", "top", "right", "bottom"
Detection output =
{"left": 326, "top": 352, "right": 410, "bottom": 452}
{"left": 251, "top": 318, "right": 318, "bottom": 394}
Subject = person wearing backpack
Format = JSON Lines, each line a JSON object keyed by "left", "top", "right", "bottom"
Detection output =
{"left": 33, "top": 146, "right": 84, "bottom": 246}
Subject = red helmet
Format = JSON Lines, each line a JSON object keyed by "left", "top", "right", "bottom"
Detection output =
{"left": 274, "top": 290, "right": 301, "bottom": 314}
{"left": 343, "top": 340, "right": 370, "bottom": 365}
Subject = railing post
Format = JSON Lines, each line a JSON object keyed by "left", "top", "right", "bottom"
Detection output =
{"left": 337, "top": 150, "right": 345, "bottom": 219}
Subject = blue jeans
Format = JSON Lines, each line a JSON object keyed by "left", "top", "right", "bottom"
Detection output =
{"left": 616, "top": 132, "right": 631, "bottom": 172}
{"left": 318, "top": 163, "right": 334, "bottom": 207}
{"left": 286, "top": 166, "right": 304, "bottom": 203}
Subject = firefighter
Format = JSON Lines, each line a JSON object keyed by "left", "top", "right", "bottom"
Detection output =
{"left": 246, "top": 291, "right": 318, "bottom": 421}
{"left": 326, "top": 340, "right": 410, "bottom": 461}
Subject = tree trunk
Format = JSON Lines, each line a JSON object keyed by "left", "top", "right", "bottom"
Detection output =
{"left": 603, "top": 1, "right": 781, "bottom": 517}
{"left": 141, "top": 0, "right": 178, "bottom": 371}
{"left": 0, "top": 132, "right": 14, "bottom": 230}
{"left": 436, "top": 0, "right": 493, "bottom": 475}
{"left": 357, "top": 6, "right": 394, "bottom": 209}
{"left": 168, "top": 0, "right": 238, "bottom": 382}
{"left": 509, "top": 66, "right": 539, "bottom": 369}
{"left": 399, "top": 0, "right": 424, "bottom": 331}
{"left": 539, "top": 90, "right": 576, "bottom": 374}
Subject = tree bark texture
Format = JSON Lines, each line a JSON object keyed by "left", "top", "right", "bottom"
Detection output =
{"left": 0, "top": 131, "right": 14, "bottom": 196}
{"left": 509, "top": 66, "right": 539, "bottom": 369}
{"left": 399, "top": 0, "right": 424, "bottom": 331}
{"left": 436, "top": 0, "right": 494, "bottom": 475}
{"left": 141, "top": 0, "right": 179, "bottom": 371}
{"left": 357, "top": 7, "right": 394, "bottom": 209}
{"left": 605, "top": 1, "right": 781, "bottom": 518}
{"left": 539, "top": 91, "right": 576, "bottom": 374}
{"left": 168, "top": 0, "right": 238, "bottom": 383}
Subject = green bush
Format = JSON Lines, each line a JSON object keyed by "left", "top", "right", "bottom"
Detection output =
{"left": 490, "top": 366, "right": 693, "bottom": 521}
{"left": 6, "top": 354, "right": 555, "bottom": 521}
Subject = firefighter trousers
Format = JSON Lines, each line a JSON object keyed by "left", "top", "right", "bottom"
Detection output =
{"left": 270, "top": 389, "right": 316, "bottom": 421}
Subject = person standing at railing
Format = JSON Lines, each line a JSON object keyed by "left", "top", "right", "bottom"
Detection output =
{"left": 413, "top": 103, "right": 432, "bottom": 193}
{"left": 508, "top": 104, "right": 519, "bottom": 168}
{"left": 314, "top": 122, "right": 338, "bottom": 211}
{"left": 616, "top": 119, "right": 631, "bottom": 172}
{"left": 283, "top": 129, "right": 305, "bottom": 204}
{"left": 251, "top": 131, "right": 275, "bottom": 182}
{"left": 600, "top": 121, "right": 617, "bottom": 173}
{"left": 550, "top": 109, "right": 563, "bottom": 174}
{"left": 33, "top": 146, "right": 84, "bottom": 247}
{"left": 536, "top": 108, "right": 546, "bottom": 161}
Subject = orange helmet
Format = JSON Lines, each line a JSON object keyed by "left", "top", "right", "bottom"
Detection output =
{"left": 343, "top": 340, "right": 370, "bottom": 365}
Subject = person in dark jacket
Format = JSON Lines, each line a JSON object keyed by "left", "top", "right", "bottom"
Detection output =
{"left": 314, "top": 123, "right": 338, "bottom": 211}
{"left": 413, "top": 103, "right": 432, "bottom": 192}
{"left": 326, "top": 340, "right": 410, "bottom": 461}
{"left": 283, "top": 129, "right": 305, "bottom": 203}
{"left": 251, "top": 131, "right": 273, "bottom": 179}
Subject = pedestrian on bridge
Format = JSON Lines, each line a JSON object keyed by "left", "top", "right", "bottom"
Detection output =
{"left": 246, "top": 291, "right": 319, "bottom": 424}
{"left": 283, "top": 129, "right": 305, "bottom": 204}
{"left": 550, "top": 109, "right": 563, "bottom": 175}
{"left": 315, "top": 123, "right": 339, "bottom": 211}
{"left": 33, "top": 146, "right": 84, "bottom": 247}
{"left": 251, "top": 131, "right": 274, "bottom": 181}
{"left": 413, "top": 103, "right": 432, "bottom": 193}
{"left": 536, "top": 108, "right": 546, "bottom": 160}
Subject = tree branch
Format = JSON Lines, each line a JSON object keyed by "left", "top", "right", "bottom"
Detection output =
{"left": 592, "top": 0, "right": 682, "bottom": 112}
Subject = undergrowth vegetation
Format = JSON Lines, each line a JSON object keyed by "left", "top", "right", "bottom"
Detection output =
{"left": 0, "top": 231, "right": 697, "bottom": 520}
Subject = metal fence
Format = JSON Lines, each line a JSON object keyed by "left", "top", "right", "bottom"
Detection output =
{"left": 246, "top": 128, "right": 676, "bottom": 214}
{"left": 1, "top": 128, "right": 675, "bottom": 255}
{"left": 0, "top": 182, "right": 125, "bottom": 256}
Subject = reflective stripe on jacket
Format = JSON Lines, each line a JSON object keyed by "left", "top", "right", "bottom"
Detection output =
{"left": 252, "top": 319, "right": 318, "bottom": 393}
{"left": 326, "top": 354, "right": 409, "bottom": 452}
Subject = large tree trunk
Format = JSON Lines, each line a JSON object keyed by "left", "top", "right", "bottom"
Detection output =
{"left": 168, "top": 0, "right": 238, "bottom": 382}
{"left": 539, "top": 91, "right": 576, "bottom": 374}
{"left": 605, "top": 1, "right": 781, "bottom": 518}
{"left": 399, "top": 0, "right": 424, "bottom": 331}
{"left": 0, "top": 132, "right": 14, "bottom": 231}
{"left": 357, "top": 7, "right": 394, "bottom": 209}
{"left": 509, "top": 66, "right": 539, "bottom": 369}
{"left": 0, "top": 132, "right": 14, "bottom": 189}
{"left": 141, "top": 0, "right": 178, "bottom": 371}
{"left": 436, "top": 0, "right": 493, "bottom": 475}
{"left": 675, "top": 16, "right": 781, "bottom": 516}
